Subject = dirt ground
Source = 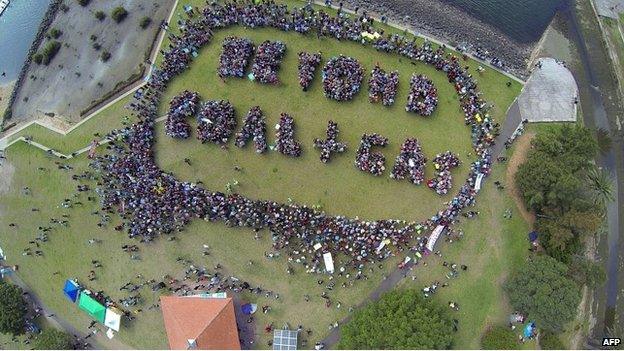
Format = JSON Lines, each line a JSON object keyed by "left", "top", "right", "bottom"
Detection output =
{"left": 11, "top": 0, "right": 174, "bottom": 123}
{"left": 505, "top": 131, "right": 536, "bottom": 226}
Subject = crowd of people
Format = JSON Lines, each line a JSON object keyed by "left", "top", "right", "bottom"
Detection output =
{"left": 90, "top": 0, "right": 501, "bottom": 270}
{"left": 313, "top": 120, "right": 347, "bottom": 163}
{"left": 235, "top": 106, "right": 268, "bottom": 153}
{"left": 368, "top": 64, "right": 399, "bottom": 106}
{"left": 406, "top": 74, "right": 438, "bottom": 116}
{"left": 390, "top": 138, "right": 426, "bottom": 185}
{"left": 275, "top": 113, "right": 302, "bottom": 157}
{"left": 251, "top": 40, "right": 287, "bottom": 84}
{"left": 322, "top": 55, "right": 364, "bottom": 101}
{"left": 218, "top": 37, "right": 255, "bottom": 79}
{"left": 196, "top": 100, "right": 237, "bottom": 145}
{"left": 354, "top": 133, "right": 388, "bottom": 176}
{"left": 426, "top": 151, "right": 461, "bottom": 195}
{"left": 164, "top": 90, "right": 201, "bottom": 139}
{"left": 298, "top": 51, "right": 322, "bottom": 91}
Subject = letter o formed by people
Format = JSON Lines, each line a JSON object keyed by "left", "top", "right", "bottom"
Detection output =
{"left": 322, "top": 55, "right": 364, "bottom": 101}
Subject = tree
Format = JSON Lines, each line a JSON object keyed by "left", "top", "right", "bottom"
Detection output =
{"left": 568, "top": 257, "right": 606, "bottom": 288}
{"left": 139, "top": 16, "right": 152, "bottom": 29}
{"left": 537, "top": 209, "right": 602, "bottom": 263}
{"left": 33, "top": 328, "right": 73, "bottom": 350}
{"left": 0, "top": 282, "right": 27, "bottom": 335}
{"left": 94, "top": 11, "right": 105, "bottom": 21}
{"left": 504, "top": 255, "right": 580, "bottom": 331}
{"left": 481, "top": 326, "right": 517, "bottom": 349}
{"left": 539, "top": 331, "right": 565, "bottom": 349}
{"left": 76, "top": 0, "right": 89, "bottom": 6}
{"left": 585, "top": 165, "right": 614, "bottom": 207}
{"left": 515, "top": 125, "right": 598, "bottom": 213}
{"left": 338, "top": 289, "right": 454, "bottom": 349}
{"left": 111, "top": 7, "right": 128, "bottom": 23}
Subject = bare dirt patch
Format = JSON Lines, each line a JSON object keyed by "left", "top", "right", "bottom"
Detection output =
{"left": 506, "top": 131, "right": 536, "bottom": 226}
{"left": 12, "top": 0, "right": 174, "bottom": 123}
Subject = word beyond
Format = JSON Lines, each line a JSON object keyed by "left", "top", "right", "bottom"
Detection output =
{"left": 218, "top": 36, "right": 438, "bottom": 115}
{"left": 165, "top": 93, "right": 460, "bottom": 194}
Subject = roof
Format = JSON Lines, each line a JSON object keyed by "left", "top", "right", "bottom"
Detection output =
{"left": 160, "top": 296, "right": 240, "bottom": 350}
{"left": 273, "top": 329, "right": 298, "bottom": 350}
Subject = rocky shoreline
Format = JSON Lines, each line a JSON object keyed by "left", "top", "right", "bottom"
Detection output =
{"left": 340, "top": 0, "right": 534, "bottom": 79}
{"left": 2, "top": 0, "right": 62, "bottom": 124}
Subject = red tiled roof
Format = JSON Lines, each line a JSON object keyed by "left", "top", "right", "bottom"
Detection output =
{"left": 160, "top": 296, "right": 240, "bottom": 350}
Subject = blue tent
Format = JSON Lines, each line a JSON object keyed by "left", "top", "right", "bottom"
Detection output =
{"left": 241, "top": 303, "right": 257, "bottom": 315}
{"left": 528, "top": 231, "right": 539, "bottom": 242}
{"left": 63, "top": 280, "right": 81, "bottom": 303}
{"left": 523, "top": 321, "right": 536, "bottom": 338}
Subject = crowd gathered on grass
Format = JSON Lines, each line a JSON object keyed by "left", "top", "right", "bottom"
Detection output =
{"left": 235, "top": 105, "right": 269, "bottom": 153}
{"left": 298, "top": 51, "right": 322, "bottom": 90}
{"left": 368, "top": 64, "right": 399, "bottom": 106}
{"left": 406, "top": 74, "right": 438, "bottom": 116}
{"left": 313, "top": 120, "right": 347, "bottom": 163}
{"left": 390, "top": 138, "right": 426, "bottom": 185}
{"left": 251, "top": 40, "right": 287, "bottom": 84}
{"left": 89, "top": 0, "right": 500, "bottom": 274}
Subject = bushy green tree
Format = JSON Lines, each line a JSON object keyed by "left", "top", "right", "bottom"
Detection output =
{"left": 0, "top": 282, "right": 27, "bottom": 336}
{"left": 568, "top": 257, "right": 606, "bottom": 288}
{"left": 504, "top": 256, "right": 580, "bottom": 331}
{"left": 537, "top": 209, "right": 601, "bottom": 263}
{"left": 338, "top": 289, "right": 454, "bottom": 349}
{"left": 481, "top": 326, "right": 517, "bottom": 349}
{"left": 33, "top": 329, "right": 73, "bottom": 350}
{"left": 515, "top": 125, "right": 597, "bottom": 213}
{"left": 94, "top": 11, "right": 105, "bottom": 21}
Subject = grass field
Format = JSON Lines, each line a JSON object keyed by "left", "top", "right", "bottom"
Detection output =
{"left": 0, "top": 0, "right": 528, "bottom": 349}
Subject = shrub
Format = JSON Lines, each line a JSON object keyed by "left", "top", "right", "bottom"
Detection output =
{"left": 32, "top": 53, "right": 44, "bottom": 64}
{"left": 540, "top": 331, "right": 565, "bottom": 350}
{"left": 48, "top": 28, "right": 62, "bottom": 39}
{"left": 481, "top": 326, "right": 517, "bottom": 349}
{"left": 0, "top": 281, "right": 27, "bottom": 335}
{"left": 3, "top": 108, "right": 12, "bottom": 121}
{"left": 76, "top": 0, "right": 89, "bottom": 6}
{"left": 33, "top": 329, "right": 73, "bottom": 350}
{"left": 338, "top": 289, "right": 454, "bottom": 349}
{"left": 35, "top": 40, "right": 62, "bottom": 65}
{"left": 94, "top": 10, "right": 105, "bottom": 21}
{"left": 92, "top": 42, "right": 101, "bottom": 51}
{"left": 60, "top": 3, "right": 69, "bottom": 12}
{"left": 89, "top": 34, "right": 97, "bottom": 41}
{"left": 139, "top": 16, "right": 151, "bottom": 29}
{"left": 101, "top": 51, "right": 111, "bottom": 62}
{"left": 111, "top": 6, "right": 128, "bottom": 23}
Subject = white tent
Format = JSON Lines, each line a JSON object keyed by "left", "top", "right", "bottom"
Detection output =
{"left": 426, "top": 225, "right": 446, "bottom": 252}
{"left": 104, "top": 307, "right": 122, "bottom": 332}
{"left": 474, "top": 173, "right": 484, "bottom": 192}
{"left": 323, "top": 252, "right": 334, "bottom": 274}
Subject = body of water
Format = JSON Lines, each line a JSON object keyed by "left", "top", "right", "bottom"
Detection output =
{"left": 443, "top": 0, "right": 569, "bottom": 43}
{"left": 0, "top": 0, "right": 52, "bottom": 85}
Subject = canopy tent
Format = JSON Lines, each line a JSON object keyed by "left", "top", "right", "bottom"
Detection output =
{"left": 104, "top": 307, "right": 123, "bottom": 332}
{"left": 426, "top": 225, "right": 446, "bottom": 252}
{"left": 528, "top": 231, "right": 539, "bottom": 242}
{"left": 63, "top": 279, "right": 81, "bottom": 303}
{"left": 273, "top": 329, "right": 298, "bottom": 350}
{"left": 523, "top": 321, "right": 536, "bottom": 338}
{"left": 323, "top": 252, "right": 334, "bottom": 274}
{"left": 78, "top": 291, "right": 106, "bottom": 323}
{"left": 241, "top": 303, "right": 257, "bottom": 315}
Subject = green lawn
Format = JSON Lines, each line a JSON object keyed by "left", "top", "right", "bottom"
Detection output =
{"left": 0, "top": 0, "right": 527, "bottom": 349}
